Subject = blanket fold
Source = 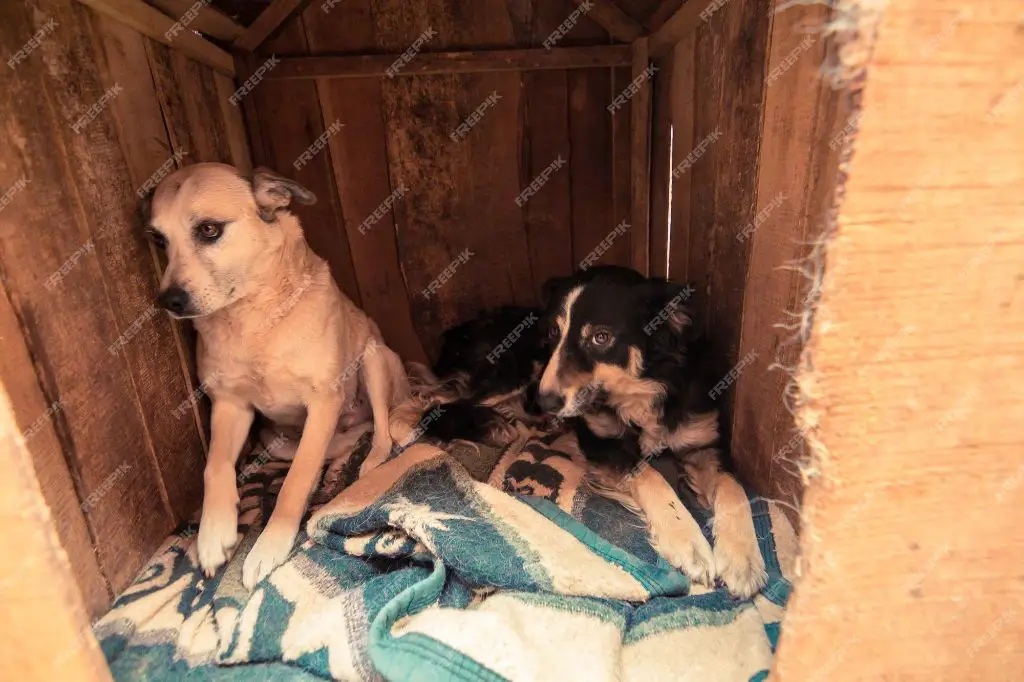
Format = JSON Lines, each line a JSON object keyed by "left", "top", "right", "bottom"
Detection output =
{"left": 97, "top": 435, "right": 795, "bottom": 682}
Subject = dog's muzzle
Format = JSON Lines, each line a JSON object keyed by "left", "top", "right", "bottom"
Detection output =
{"left": 536, "top": 391, "right": 565, "bottom": 414}
{"left": 156, "top": 286, "right": 192, "bottom": 317}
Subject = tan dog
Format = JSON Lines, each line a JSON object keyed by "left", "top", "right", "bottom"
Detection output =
{"left": 146, "top": 163, "right": 409, "bottom": 588}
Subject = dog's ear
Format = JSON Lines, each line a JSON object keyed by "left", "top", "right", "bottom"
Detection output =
{"left": 540, "top": 275, "right": 573, "bottom": 309}
{"left": 250, "top": 167, "right": 317, "bottom": 222}
{"left": 643, "top": 278, "right": 695, "bottom": 337}
{"left": 136, "top": 186, "right": 154, "bottom": 229}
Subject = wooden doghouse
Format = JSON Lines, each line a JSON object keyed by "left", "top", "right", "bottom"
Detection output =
{"left": 1, "top": 0, "right": 1021, "bottom": 679}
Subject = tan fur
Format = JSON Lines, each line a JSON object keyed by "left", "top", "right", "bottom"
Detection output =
{"left": 149, "top": 162, "right": 409, "bottom": 589}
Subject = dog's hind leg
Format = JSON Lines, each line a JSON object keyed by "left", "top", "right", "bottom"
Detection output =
{"left": 630, "top": 462, "right": 715, "bottom": 587}
{"left": 359, "top": 342, "right": 409, "bottom": 476}
{"left": 242, "top": 395, "right": 345, "bottom": 589}
{"left": 682, "top": 449, "right": 768, "bottom": 599}
{"left": 197, "top": 399, "right": 255, "bottom": 577}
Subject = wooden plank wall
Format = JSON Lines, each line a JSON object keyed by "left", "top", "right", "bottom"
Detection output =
{"left": 0, "top": 0, "right": 250, "bottom": 618}
{"left": 776, "top": 0, "right": 1024, "bottom": 676}
{"left": 650, "top": 0, "right": 845, "bottom": 508}
{"left": 249, "top": 0, "right": 642, "bottom": 361}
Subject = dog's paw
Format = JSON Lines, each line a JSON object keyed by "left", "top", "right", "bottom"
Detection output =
{"left": 713, "top": 521, "right": 768, "bottom": 599}
{"left": 359, "top": 438, "right": 392, "bottom": 477}
{"left": 242, "top": 524, "right": 297, "bottom": 589}
{"left": 659, "top": 530, "right": 716, "bottom": 587}
{"left": 197, "top": 506, "right": 239, "bottom": 578}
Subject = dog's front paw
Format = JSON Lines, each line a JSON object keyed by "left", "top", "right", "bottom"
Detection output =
{"left": 359, "top": 437, "right": 393, "bottom": 476}
{"left": 658, "top": 529, "right": 715, "bottom": 587}
{"left": 242, "top": 524, "right": 297, "bottom": 589}
{"left": 648, "top": 504, "right": 715, "bottom": 587}
{"left": 197, "top": 505, "right": 240, "bottom": 578}
{"left": 713, "top": 516, "right": 768, "bottom": 599}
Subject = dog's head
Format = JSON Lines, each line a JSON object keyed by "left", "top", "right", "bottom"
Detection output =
{"left": 536, "top": 266, "right": 693, "bottom": 418}
{"left": 142, "top": 163, "right": 316, "bottom": 318}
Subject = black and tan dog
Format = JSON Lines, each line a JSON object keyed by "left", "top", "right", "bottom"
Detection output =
{"left": 535, "top": 266, "right": 767, "bottom": 598}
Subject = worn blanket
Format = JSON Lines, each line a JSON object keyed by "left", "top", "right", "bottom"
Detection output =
{"left": 97, "top": 431, "right": 796, "bottom": 682}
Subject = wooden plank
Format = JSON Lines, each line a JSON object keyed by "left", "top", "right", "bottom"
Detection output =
{"left": 304, "top": 0, "right": 428, "bottom": 364}
{"left": 629, "top": 37, "right": 652, "bottom": 274}
{"left": 649, "top": 0, "right": 716, "bottom": 58}
{"left": 0, "top": 386, "right": 112, "bottom": 682}
{"left": 0, "top": 1, "right": 176, "bottom": 593}
{"left": 569, "top": 0, "right": 645, "bottom": 42}
{"left": 647, "top": 45, "right": 673, "bottom": 278}
{"left": 148, "top": 0, "right": 244, "bottom": 41}
{"left": 370, "top": 0, "right": 535, "bottom": 358}
{"left": 775, "top": 2, "right": 1024, "bottom": 677}
{"left": 686, "top": 0, "right": 771, "bottom": 394}
{"left": 505, "top": 0, "right": 574, "bottom": 301}
{"left": 86, "top": 12, "right": 207, "bottom": 521}
{"left": 730, "top": 2, "right": 840, "bottom": 508}
{"left": 214, "top": 71, "right": 254, "bottom": 173}
{"left": 249, "top": 17, "right": 364, "bottom": 307}
{"left": 0, "top": 285, "right": 110, "bottom": 618}
{"left": 234, "top": 0, "right": 310, "bottom": 52}
{"left": 612, "top": 64, "right": 634, "bottom": 267}
{"left": 232, "top": 52, "right": 269, "bottom": 167}
{"left": 569, "top": 67, "right": 623, "bottom": 268}
{"left": 268, "top": 45, "right": 634, "bottom": 80}
{"left": 73, "top": 0, "right": 234, "bottom": 75}
{"left": 667, "top": 33, "right": 696, "bottom": 282}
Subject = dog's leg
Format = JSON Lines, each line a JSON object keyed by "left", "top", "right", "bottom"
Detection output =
{"left": 682, "top": 449, "right": 768, "bottom": 599}
{"left": 358, "top": 343, "right": 407, "bottom": 476}
{"left": 242, "top": 396, "right": 344, "bottom": 589}
{"left": 630, "top": 462, "right": 715, "bottom": 587}
{"left": 197, "top": 399, "right": 255, "bottom": 577}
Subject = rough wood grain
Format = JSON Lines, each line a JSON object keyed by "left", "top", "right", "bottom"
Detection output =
{"left": 268, "top": 45, "right": 634, "bottom": 80}
{"left": 249, "top": 17, "right": 363, "bottom": 307}
{"left": 0, "top": 284, "right": 110, "bottom": 618}
{"left": 148, "top": 0, "right": 244, "bottom": 41}
{"left": 629, "top": 37, "right": 652, "bottom": 274}
{"left": 0, "top": 0, "right": 176, "bottom": 593}
{"left": 0, "top": 386, "right": 112, "bottom": 682}
{"left": 775, "top": 1, "right": 1024, "bottom": 678}
{"left": 650, "top": 0, "right": 717, "bottom": 58}
{"left": 730, "top": 2, "right": 840, "bottom": 509}
{"left": 214, "top": 71, "right": 254, "bottom": 173}
{"left": 612, "top": 64, "right": 634, "bottom": 266}
{"left": 372, "top": 0, "right": 534, "bottom": 359}
{"left": 647, "top": 44, "right": 673, "bottom": 278}
{"left": 303, "top": 0, "right": 428, "bottom": 364}
{"left": 686, "top": 0, "right": 771, "bottom": 409}
{"left": 85, "top": 10, "right": 207, "bottom": 522}
{"left": 74, "top": 0, "right": 234, "bottom": 75}
{"left": 667, "top": 33, "right": 695, "bottom": 282}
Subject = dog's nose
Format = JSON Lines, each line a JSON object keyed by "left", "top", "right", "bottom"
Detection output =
{"left": 536, "top": 391, "right": 565, "bottom": 414}
{"left": 156, "top": 286, "right": 190, "bottom": 315}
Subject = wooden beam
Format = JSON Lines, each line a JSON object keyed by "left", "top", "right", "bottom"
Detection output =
{"left": 649, "top": 0, "right": 716, "bottom": 58}
{"left": 267, "top": 45, "right": 633, "bottom": 80}
{"left": 647, "top": 0, "right": 687, "bottom": 32}
{"left": 630, "top": 38, "right": 652, "bottom": 275}
{"left": 148, "top": 0, "right": 244, "bottom": 42}
{"left": 233, "top": 0, "right": 310, "bottom": 53}
{"left": 571, "top": 0, "right": 645, "bottom": 42}
{"left": 74, "top": 0, "right": 234, "bottom": 75}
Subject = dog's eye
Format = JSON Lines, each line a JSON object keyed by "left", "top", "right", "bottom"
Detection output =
{"left": 146, "top": 229, "right": 167, "bottom": 249}
{"left": 591, "top": 330, "right": 612, "bottom": 346}
{"left": 196, "top": 222, "right": 224, "bottom": 243}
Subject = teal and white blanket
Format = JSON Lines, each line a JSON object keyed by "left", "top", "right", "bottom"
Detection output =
{"left": 96, "top": 431, "right": 796, "bottom": 681}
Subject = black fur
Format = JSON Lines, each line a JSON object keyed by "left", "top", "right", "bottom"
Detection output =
{"left": 420, "top": 399, "right": 505, "bottom": 445}
{"left": 540, "top": 266, "right": 718, "bottom": 464}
